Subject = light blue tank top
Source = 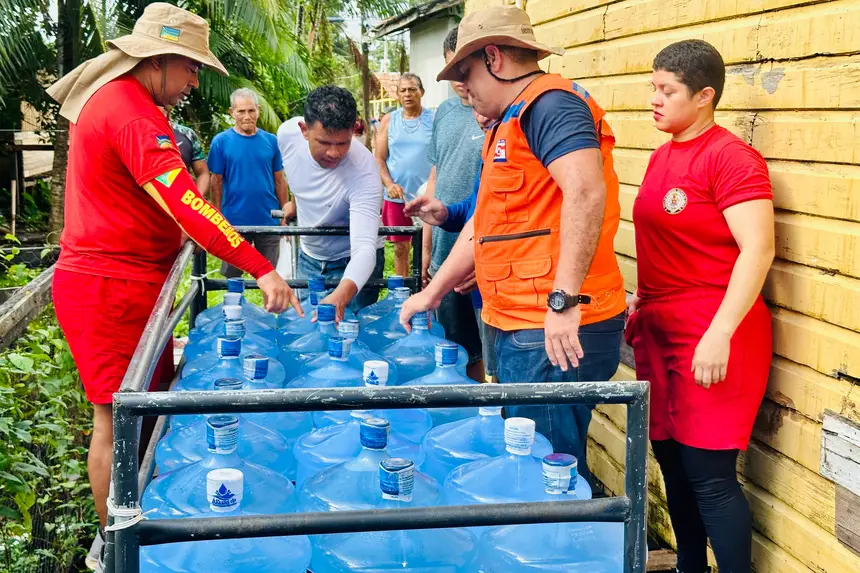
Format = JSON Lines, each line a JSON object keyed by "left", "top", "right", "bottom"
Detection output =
{"left": 385, "top": 107, "right": 434, "bottom": 203}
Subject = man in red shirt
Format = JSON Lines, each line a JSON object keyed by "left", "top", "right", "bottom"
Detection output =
{"left": 46, "top": 4, "right": 300, "bottom": 561}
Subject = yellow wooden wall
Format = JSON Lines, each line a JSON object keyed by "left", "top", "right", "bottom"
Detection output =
{"left": 463, "top": 0, "right": 860, "bottom": 571}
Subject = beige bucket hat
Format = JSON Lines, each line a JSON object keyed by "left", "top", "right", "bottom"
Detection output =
{"left": 437, "top": 5, "right": 563, "bottom": 82}
{"left": 47, "top": 3, "right": 227, "bottom": 123}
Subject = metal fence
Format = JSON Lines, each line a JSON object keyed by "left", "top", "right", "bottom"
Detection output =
{"left": 104, "top": 225, "right": 650, "bottom": 573}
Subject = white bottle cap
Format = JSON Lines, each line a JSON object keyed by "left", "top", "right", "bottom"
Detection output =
{"left": 223, "top": 305, "right": 243, "bottom": 321}
{"left": 350, "top": 410, "right": 372, "bottom": 419}
{"left": 478, "top": 406, "right": 503, "bottom": 417}
{"left": 364, "top": 361, "right": 389, "bottom": 387}
{"left": 207, "top": 468, "right": 243, "bottom": 512}
{"left": 223, "top": 292, "right": 242, "bottom": 307}
{"left": 504, "top": 417, "right": 536, "bottom": 455}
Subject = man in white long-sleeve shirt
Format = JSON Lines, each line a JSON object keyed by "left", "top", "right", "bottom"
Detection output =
{"left": 277, "top": 86, "right": 385, "bottom": 319}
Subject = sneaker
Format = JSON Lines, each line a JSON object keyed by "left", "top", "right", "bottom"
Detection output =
{"left": 85, "top": 529, "right": 104, "bottom": 571}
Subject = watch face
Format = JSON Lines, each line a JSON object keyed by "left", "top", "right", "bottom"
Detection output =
{"left": 548, "top": 291, "right": 565, "bottom": 310}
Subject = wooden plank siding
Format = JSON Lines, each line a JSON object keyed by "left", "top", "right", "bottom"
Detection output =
{"left": 460, "top": 0, "right": 860, "bottom": 570}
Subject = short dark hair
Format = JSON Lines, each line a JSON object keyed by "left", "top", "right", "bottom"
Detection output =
{"left": 443, "top": 26, "right": 458, "bottom": 56}
{"left": 653, "top": 40, "right": 725, "bottom": 108}
{"left": 304, "top": 85, "right": 358, "bottom": 131}
{"left": 399, "top": 72, "right": 424, "bottom": 93}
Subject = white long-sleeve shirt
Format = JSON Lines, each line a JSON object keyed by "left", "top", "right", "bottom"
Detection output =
{"left": 277, "top": 117, "right": 384, "bottom": 291}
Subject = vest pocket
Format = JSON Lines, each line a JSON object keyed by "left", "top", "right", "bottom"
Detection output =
{"left": 487, "top": 168, "right": 528, "bottom": 223}
{"left": 482, "top": 257, "right": 553, "bottom": 309}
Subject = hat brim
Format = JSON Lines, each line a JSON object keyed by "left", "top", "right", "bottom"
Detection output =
{"left": 107, "top": 35, "right": 228, "bottom": 76}
{"left": 436, "top": 36, "right": 563, "bottom": 82}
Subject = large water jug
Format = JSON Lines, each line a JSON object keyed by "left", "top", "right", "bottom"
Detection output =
{"left": 141, "top": 469, "right": 312, "bottom": 573}
{"left": 404, "top": 342, "right": 479, "bottom": 426}
{"left": 286, "top": 337, "right": 364, "bottom": 389}
{"left": 443, "top": 418, "right": 592, "bottom": 509}
{"left": 357, "top": 275, "right": 405, "bottom": 327}
{"left": 476, "top": 454, "right": 623, "bottom": 572}
{"left": 420, "top": 407, "right": 553, "bottom": 484}
{"left": 312, "top": 361, "right": 433, "bottom": 444}
{"left": 184, "top": 315, "right": 278, "bottom": 364}
{"left": 177, "top": 339, "right": 285, "bottom": 390}
{"left": 189, "top": 297, "right": 275, "bottom": 343}
{"left": 195, "top": 278, "right": 276, "bottom": 329}
{"left": 360, "top": 289, "right": 445, "bottom": 352}
{"left": 298, "top": 418, "right": 439, "bottom": 514}
{"left": 293, "top": 410, "right": 425, "bottom": 489}
{"left": 299, "top": 319, "right": 399, "bottom": 382}
{"left": 142, "top": 416, "right": 298, "bottom": 517}
{"left": 181, "top": 334, "right": 286, "bottom": 383}
{"left": 311, "top": 459, "right": 478, "bottom": 573}
{"left": 278, "top": 303, "right": 338, "bottom": 366}
{"left": 277, "top": 275, "right": 326, "bottom": 328}
{"left": 382, "top": 313, "right": 468, "bottom": 384}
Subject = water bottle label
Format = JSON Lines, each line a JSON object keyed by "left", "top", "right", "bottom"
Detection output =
{"left": 214, "top": 378, "right": 243, "bottom": 391}
{"left": 224, "top": 320, "right": 246, "bottom": 339}
{"left": 317, "top": 304, "right": 336, "bottom": 323}
{"left": 243, "top": 355, "right": 269, "bottom": 380}
{"left": 338, "top": 319, "right": 360, "bottom": 340}
{"left": 360, "top": 418, "right": 390, "bottom": 450}
{"left": 504, "top": 417, "right": 536, "bottom": 455}
{"left": 207, "top": 468, "right": 243, "bottom": 512}
{"left": 206, "top": 416, "right": 239, "bottom": 454}
{"left": 478, "top": 406, "right": 503, "bottom": 417}
{"left": 380, "top": 458, "right": 414, "bottom": 502}
{"left": 227, "top": 278, "right": 246, "bottom": 293}
{"left": 223, "top": 292, "right": 242, "bottom": 307}
{"left": 435, "top": 343, "right": 458, "bottom": 366}
{"left": 310, "top": 291, "right": 320, "bottom": 306}
{"left": 393, "top": 287, "right": 411, "bottom": 305}
{"left": 222, "top": 304, "right": 243, "bottom": 321}
{"left": 542, "top": 453, "right": 578, "bottom": 494}
{"left": 328, "top": 337, "right": 348, "bottom": 359}
{"left": 364, "top": 360, "right": 389, "bottom": 386}
{"left": 217, "top": 337, "right": 241, "bottom": 358}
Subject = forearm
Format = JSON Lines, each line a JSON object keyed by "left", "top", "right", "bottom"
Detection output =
{"left": 195, "top": 171, "right": 210, "bottom": 196}
{"left": 423, "top": 216, "right": 476, "bottom": 303}
{"left": 708, "top": 247, "right": 773, "bottom": 336}
{"left": 376, "top": 157, "right": 395, "bottom": 188}
{"left": 210, "top": 176, "right": 223, "bottom": 211}
{"left": 422, "top": 223, "right": 433, "bottom": 260}
{"left": 274, "top": 174, "right": 290, "bottom": 208}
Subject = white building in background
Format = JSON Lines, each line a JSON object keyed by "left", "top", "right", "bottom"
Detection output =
{"left": 372, "top": 0, "right": 463, "bottom": 111}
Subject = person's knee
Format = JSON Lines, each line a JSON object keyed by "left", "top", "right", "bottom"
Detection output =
{"left": 91, "top": 404, "right": 113, "bottom": 444}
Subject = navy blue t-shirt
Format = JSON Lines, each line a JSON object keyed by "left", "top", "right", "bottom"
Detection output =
{"left": 521, "top": 89, "right": 599, "bottom": 167}
{"left": 207, "top": 128, "right": 283, "bottom": 226}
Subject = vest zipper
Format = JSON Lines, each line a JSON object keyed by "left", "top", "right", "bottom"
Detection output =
{"left": 478, "top": 229, "right": 551, "bottom": 244}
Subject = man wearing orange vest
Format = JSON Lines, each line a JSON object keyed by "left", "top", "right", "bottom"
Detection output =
{"left": 400, "top": 5, "right": 626, "bottom": 481}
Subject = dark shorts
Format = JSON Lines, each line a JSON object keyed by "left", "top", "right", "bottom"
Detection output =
{"left": 381, "top": 200, "right": 412, "bottom": 243}
{"left": 474, "top": 307, "right": 497, "bottom": 377}
{"left": 436, "top": 290, "right": 483, "bottom": 367}
{"left": 221, "top": 234, "right": 280, "bottom": 278}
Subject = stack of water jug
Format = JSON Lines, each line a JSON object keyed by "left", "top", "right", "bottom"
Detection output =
{"left": 141, "top": 276, "right": 623, "bottom": 572}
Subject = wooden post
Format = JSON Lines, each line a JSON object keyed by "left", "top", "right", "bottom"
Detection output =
{"left": 362, "top": 11, "right": 372, "bottom": 149}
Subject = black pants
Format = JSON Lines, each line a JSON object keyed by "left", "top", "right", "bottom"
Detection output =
{"left": 652, "top": 439, "right": 751, "bottom": 573}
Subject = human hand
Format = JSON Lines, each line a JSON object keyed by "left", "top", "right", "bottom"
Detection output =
{"left": 399, "top": 290, "right": 442, "bottom": 333}
{"left": 257, "top": 270, "right": 302, "bottom": 315}
{"left": 422, "top": 258, "right": 431, "bottom": 289}
{"left": 691, "top": 328, "right": 730, "bottom": 388}
{"left": 387, "top": 183, "right": 405, "bottom": 200}
{"left": 626, "top": 291, "right": 641, "bottom": 315}
{"left": 320, "top": 290, "right": 351, "bottom": 323}
{"left": 544, "top": 306, "right": 584, "bottom": 371}
{"left": 403, "top": 196, "right": 449, "bottom": 226}
{"left": 280, "top": 202, "right": 296, "bottom": 225}
{"left": 454, "top": 271, "right": 478, "bottom": 295}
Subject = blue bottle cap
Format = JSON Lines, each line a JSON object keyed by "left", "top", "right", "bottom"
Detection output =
{"left": 410, "top": 312, "right": 430, "bottom": 329}
{"left": 308, "top": 275, "right": 326, "bottom": 292}
{"left": 542, "top": 453, "right": 578, "bottom": 495}
{"left": 317, "top": 304, "right": 336, "bottom": 323}
{"left": 392, "top": 287, "right": 411, "bottom": 303}
{"left": 359, "top": 418, "right": 390, "bottom": 450}
{"left": 328, "top": 336, "right": 350, "bottom": 359}
{"left": 387, "top": 275, "right": 405, "bottom": 289}
{"left": 224, "top": 319, "right": 246, "bottom": 339}
{"left": 435, "top": 342, "right": 459, "bottom": 366}
{"left": 243, "top": 354, "right": 269, "bottom": 380}
{"left": 214, "top": 378, "right": 243, "bottom": 391}
{"left": 338, "top": 319, "right": 360, "bottom": 340}
{"left": 380, "top": 458, "right": 415, "bottom": 501}
{"left": 217, "top": 337, "right": 241, "bottom": 358}
{"left": 227, "top": 278, "right": 246, "bottom": 293}
{"left": 206, "top": 415, "right": 239, "bottom": 454}
{"left": 309, "top": 291, "right": 320, "bottom": 306}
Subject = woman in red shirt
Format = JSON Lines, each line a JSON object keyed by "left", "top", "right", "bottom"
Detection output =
{"left": 626, "top": 40, "right": 774, "bottom": 573}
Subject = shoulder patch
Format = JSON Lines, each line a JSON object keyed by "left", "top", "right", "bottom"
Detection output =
{"left": 571, "top": 82, "right": 591, "bottom": 100}
{"left": 155, "top": 135, "right": 173, "bottom": 149}
{"left": 154, "top": 168, "right": 182, "bottom": 187}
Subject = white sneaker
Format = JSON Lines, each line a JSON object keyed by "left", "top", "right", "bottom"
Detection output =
{"left": 85, "top": 529, "right": 104, "bottom": 571}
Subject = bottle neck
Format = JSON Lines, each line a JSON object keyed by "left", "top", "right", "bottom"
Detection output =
{"left": 319, "top": 321, "right": 337, "bottom": 335}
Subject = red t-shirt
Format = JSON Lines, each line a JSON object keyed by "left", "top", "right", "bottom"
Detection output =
{"left": 633, "top": 125, "right": 773, "bottom": 300}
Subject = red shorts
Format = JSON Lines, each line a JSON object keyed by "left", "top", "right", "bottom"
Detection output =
{"left": 625, "top": 293, "right": 771, "bottom": 450}
{"left": 53, "top": 269, "right": 175, "bottom": 405}
{"left": 381, "top": 200, "right": 413, "bottom": 243}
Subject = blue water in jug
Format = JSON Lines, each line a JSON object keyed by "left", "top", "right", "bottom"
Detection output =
{"left": 357, "top": 275, "right": 405, "bottom": 327}
{"left": 404, "top": 342, "right": 479, "bottom": 426}
{"left": 298, "top": 418, "right": 440, "bottom": 514}
{"left": 177, "top": 339, "right": 285, "bottom": 390}
{"left": 311, "top": 459, "right": 479, "bottom": 573}
{"left": 476, "top": 454, "right": 623, "bottom": 573}
{"left": 195, "top": 278, "right": 276, "bottom": 329}
{"left": 312, "top": 360, "right": 433, "bottom": 444}
{"left": 189, "top": 295, "right": 275, "bottom": 344}
{"left": 382, "top": 313, "right": 468, "bottom": 385}
{"left": 299, "top": 319, "right": 400, "bottom": 384}
{"left": 142, "top": 416, "right": 297, "bottom": 517}
{"left": 360, "top": 289, "right": 445, "bottom": 352}
{"left": 140, "top": 468, "right": 312, "bottom": 573}
{"left": 293, "top": 411, "right": 425, "bottom": 489}
{"left": 278, "top": 304, "right": 338, "bottom": 366}
{"left": 420, "top": 407, "right": 553, "bottom": 484}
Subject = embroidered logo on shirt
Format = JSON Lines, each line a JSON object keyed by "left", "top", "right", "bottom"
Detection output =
{"left": 160, "top": 26, "right": 181, "bottom": 42}
{"left": 493, "top": 139, "right": 507, "bottom": 163}
{"left": 663, "top": 188, "right": 688, "bottom": 215}
{"left": 154, "top": 168, "right": 182, "bottom": 187}
{"left": 155, "top": 135, "right": 173, "bottom": 149}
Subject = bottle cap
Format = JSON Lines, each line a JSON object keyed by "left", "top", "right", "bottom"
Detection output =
{"left": 338, "top": 319, "right": 360, "bottom": 340}
{"left": 435, "top": 342, "right": 458, "bottom": 366}
{"left": 206, "top": 415, "right": 239, "bottom": 454}
{"left": 504, "top": 417, "right": 536, "bottom": 455}
{"left": 387, "top": 275, "right": 405, "bottom": 289}
{"left": 380, "top": 458, "right": 414, "bottom": 502}
{"left": 223, "top": 305, "right": 243, "bottom": 321}
{"left": 317, "top": 304, "right": 336, "bottom": 323}
{"left": 214, "top": 378, "right": 243, "bottom": 391}
{"left": 309, "top": 291, "right": 320, "bottom": 306}
{"left": 543, "top": 453, "right": 578, "bottom": 495}
{"left": 359, "top": 418, "right": 390, "bottom": 450}
{"left": 392, "top": 287, "right": 411, "bottom": 303}
{"left": 224, "top": 318, "right": 246, "bottom": 339}
{"left": 243, "top": 354, "right": 269, "bottom": 381}
{"left": 227, "top": 278, "right": 246, "bottom": 293}
{"left": 350, "top": 410, "right": 372, "bottom": 420}
{"left": 217, "top": 337, "right": 241, "bottom": 358}
{"left": 410, "top": 312, "right": 430, "bottom": 329}
{"left": 207, "top": 468, "right": 243, "bottom": 512}
{"left": 308, "top": 275, "right": 326, "bottom": 292}
{"left": 478, "top": 406, "right": 503, "bottom": 417}
{"left": 328, "top": 336, "right": 350, "bottom": 359}
{"left": 364, "top": 361, "right": 389, "bottom": 387}
{"left": 223, "top": 292, "right": 242, "bottom": 307}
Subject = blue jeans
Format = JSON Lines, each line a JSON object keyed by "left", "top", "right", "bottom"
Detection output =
{"left": 297, "top": 248, "right": 385, "bottom": 314}
{"left": 495, "top": 312, "right": 625, "bottom": 484}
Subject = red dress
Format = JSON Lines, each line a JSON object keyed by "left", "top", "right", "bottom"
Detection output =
{"left": 626, "top": 125, "right": 773, "bottom": 450}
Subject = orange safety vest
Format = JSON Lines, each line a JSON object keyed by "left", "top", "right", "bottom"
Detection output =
{"left": 475, "top": 74, "right": 626, "bottom": 331}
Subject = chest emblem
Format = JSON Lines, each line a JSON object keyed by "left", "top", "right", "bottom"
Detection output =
{"left": 663, "top": 188, "right": 688, "bottom": 214}
{"left": 493, "top": 139, "right": 507, "bottom": 163}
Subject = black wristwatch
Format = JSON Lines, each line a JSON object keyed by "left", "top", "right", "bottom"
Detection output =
{"left": 547, "top": 289, "right": 591, "bottom": 313}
